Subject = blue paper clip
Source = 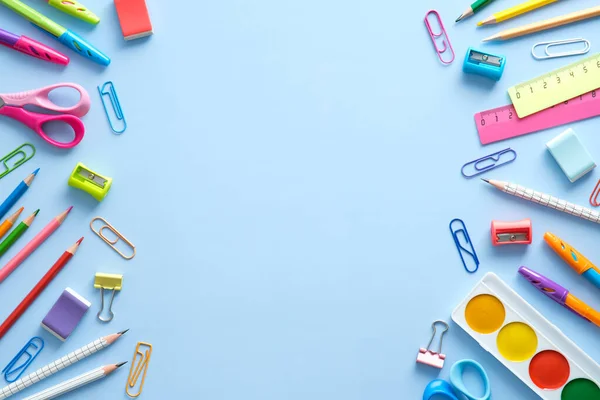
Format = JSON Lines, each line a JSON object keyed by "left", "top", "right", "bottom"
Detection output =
{"left": 98, "top": 81, "right": 127, "bottom": 134}
{"left": 449, "top": 219, "right": 479, "bottom": 273}
{"left": 461, "top": 148, "right": 516, "bottom": 178}
{"left": 2, "top": 337, "right": 44, "bottom": 383}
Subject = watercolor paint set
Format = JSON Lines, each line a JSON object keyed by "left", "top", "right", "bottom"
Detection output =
{"left": 452, "top": 273, "right": 600, "bottom": 400}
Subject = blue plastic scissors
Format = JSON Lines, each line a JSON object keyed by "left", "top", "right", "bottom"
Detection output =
{"left": 423, "top": 359, "right": 491, "bottom": 400}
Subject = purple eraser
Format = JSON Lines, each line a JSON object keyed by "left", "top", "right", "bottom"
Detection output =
{"left": 41, "top": 288, "right": 91, "bottom": 341}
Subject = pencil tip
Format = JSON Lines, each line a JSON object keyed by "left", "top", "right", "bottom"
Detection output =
{"left": 116, "top": 361, "right": 128, "bottom": 368}
{"left": 118, "top": 328, "right": 130, "bottom": 335}
{"left": 33, "top": 209, "right": 40, "bottom": 216}
{"left": 76, "top": 237, "right": 84, "bottom": 245}
{"left": 481, "top": 178, "right": 490, "bottom": 183}
{"left": 455, "top": 14, "right": 463, "bottom": 22}
{"left": 477, "top": 21, "right": 483, "bottom": 26}
{"left": 482, "top": 36, "right": 493, "bottom": 42}
{"left": 32, "top": 168, "right": 40, "bottom": 176}
{"left": 17, "top": 207, "right": 24, "bottom": 213}
{"left": 66, "top": 206, "right": 73, "bottom": 213}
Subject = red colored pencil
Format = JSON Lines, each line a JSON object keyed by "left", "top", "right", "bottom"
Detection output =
{"left": 0, "top": 237, "right": 83, "bottom": 340}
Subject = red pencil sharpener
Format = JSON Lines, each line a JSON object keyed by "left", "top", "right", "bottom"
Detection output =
{"left": 491, "top": 219, "right": 532, "bottom": 246}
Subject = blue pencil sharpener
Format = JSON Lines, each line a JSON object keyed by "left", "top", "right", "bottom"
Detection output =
{"left": 462, "top": 47, "right": 506, "bottom": 81}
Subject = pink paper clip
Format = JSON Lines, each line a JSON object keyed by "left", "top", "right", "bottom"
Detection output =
{"left": 417, "top": 320, "right": 449, "bottom": 369}
{"left": 590, "top": 179, "right": 600, "bottom": 207}
{"left": 424, "top": 10, "right": 455, "bottom": 65}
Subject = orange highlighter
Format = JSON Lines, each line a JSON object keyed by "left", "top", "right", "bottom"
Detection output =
{"left": 544, "top": 232, "right": 600, "bottom": 291}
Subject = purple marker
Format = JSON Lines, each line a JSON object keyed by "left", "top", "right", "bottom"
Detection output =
{"left": 0, "top": 28, "right": 69, "bottom": 65}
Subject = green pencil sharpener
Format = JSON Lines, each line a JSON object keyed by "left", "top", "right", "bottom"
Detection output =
{"left": 68, "top": 162, "right": 112, "bottom": 201}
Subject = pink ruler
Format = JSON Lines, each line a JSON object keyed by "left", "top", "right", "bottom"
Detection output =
{"left": 475, "top": 89, "right": 600, "bottom": 145}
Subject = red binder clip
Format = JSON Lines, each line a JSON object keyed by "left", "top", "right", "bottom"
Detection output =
{"left": 491, "top": 219, "right": 532, "bottom": 246}
{"left": 417, "top": 321, "right": 448, "bottom": 369}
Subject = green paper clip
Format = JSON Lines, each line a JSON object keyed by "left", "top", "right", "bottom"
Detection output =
{"left": 0, "top": 143, "right": 35, "bottom": 180}
{"left": 47, "top": 0, "right": 100, "bottom": 25}
{"left": 68, "top": 162, "right": 112, "bottom": 201}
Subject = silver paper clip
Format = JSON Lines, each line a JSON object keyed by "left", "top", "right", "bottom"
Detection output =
{"left": 424, "top": 10, "right": 455, "bottom": 65}
{"left": 0, "top": 143, "right": 35, "bottom": 180}
{"left": 532, "top": 38, "right": 591, "bottom": 60}
{"left": 2, "top": 337, "right": 44, "bottom": 383}
{"left": 98, "top": 81, "right": 127, "bottom": 134}
{"left": 416, "top": 320, "right": 449, "bottom": 369}
{"left": 461, "top": 148, "right": 516, "bottom": 178}
{"left": 449, "top": 218, "right": 479, "bottom": 273}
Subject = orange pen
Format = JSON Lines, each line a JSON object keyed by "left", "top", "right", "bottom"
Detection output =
{"left": 544, "top": 232, "right": 600, "bottom": 291}
{"left": 0, "top": 207, "right": 23, "bottom": 239}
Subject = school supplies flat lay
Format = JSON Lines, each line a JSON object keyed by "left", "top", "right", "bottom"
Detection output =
{"left": 0, "top": 83, "right": 90, "bottom": 148}
{"left": 0, "top": 330, "right": 127, "bottom": 399}
{"left": 0, "top": 3, "right": 150, "bottom": 398}
{"left": 453, "top": 273, "right": 600, "bottom": 399}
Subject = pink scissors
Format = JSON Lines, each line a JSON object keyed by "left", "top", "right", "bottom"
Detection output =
{"left": 0, "top": 83, "right": 91, "bottom": 149}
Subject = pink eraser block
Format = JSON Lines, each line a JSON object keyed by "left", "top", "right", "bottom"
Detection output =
{"left": 114, "top": 0, "right": 153, "bottom": 40}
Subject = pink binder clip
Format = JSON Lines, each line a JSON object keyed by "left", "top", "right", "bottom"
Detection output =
{"left": 417, "top": 320, "right": 449, "bottom": 369}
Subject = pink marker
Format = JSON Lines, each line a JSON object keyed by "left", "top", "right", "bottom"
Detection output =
{"left": 0, "top": 28, "right": 69, "bottom": 65}
{"left": 0, "top": 206, "right": 73, "bottom": 283}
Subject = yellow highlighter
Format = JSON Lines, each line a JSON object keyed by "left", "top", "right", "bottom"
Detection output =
{"left": 478, "top": 0, "right": 558, "bottom": 26}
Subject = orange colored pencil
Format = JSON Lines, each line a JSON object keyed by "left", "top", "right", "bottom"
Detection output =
{"left": 0, "top": 207, "right": 23, "bottom": 239}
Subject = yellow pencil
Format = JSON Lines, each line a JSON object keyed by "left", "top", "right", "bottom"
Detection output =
{"left": 0, "top": 207, "right": 23, "bottom": 240}
{"left": 478, "top": 0, "right": 558, "bottom": 26}
{"left": 483, "top": 5, "right": 600, "bottom": 41}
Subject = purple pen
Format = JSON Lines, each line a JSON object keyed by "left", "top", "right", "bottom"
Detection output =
{"left": 518, "top": 266, "right": 594, "bottom": 323}
{"left": 0, "top": 28, "right": 69, "bottom": 65}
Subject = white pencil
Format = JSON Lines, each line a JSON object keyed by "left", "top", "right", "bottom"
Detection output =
{"left": 482, "top": 179, "right": 600, "bottom": 224}
{"left": 22, "top": 362, "right": 127, "bottom": 400}
{"left": 0, "top": 330, "right": 128, "bottom": 399}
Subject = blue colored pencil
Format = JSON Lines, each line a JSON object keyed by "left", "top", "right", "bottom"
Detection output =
{"left": 0, "top": 169, "right": 39, "bottom": 220}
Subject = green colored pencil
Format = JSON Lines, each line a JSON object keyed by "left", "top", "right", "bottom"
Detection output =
{"left": 456, "top": 0, "right": 497, "bottom": 22}
{"left": 0, "top": 209, "right": 39, "bottom": 258}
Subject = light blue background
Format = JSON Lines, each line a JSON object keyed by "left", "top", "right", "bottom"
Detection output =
{"left": 1, "top": 0, "right": 600, "bottom": 399}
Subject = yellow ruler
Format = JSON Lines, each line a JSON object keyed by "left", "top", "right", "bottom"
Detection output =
{"left": 508, "top": 53, "right": 600, "bottom": 118}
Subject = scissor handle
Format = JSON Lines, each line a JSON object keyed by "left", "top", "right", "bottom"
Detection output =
{"left": 0, "top": 106, "right": 84, "bottom": 149}
{"left": 1, "top": 83, "right": 90, "bottom": 117}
